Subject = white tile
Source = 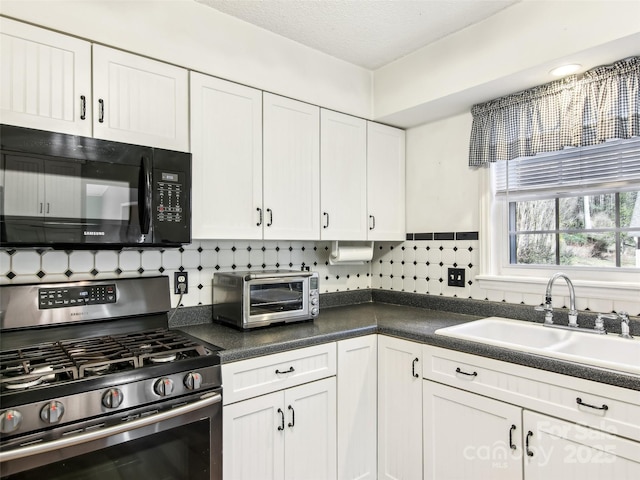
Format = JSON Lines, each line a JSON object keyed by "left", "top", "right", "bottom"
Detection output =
{"left": 403, "top": 262, "right": 416, "bottom": 281}
{"left": 441, "top": 248, "right": 456, "bottom": 266}
{"left": 415, "top": 262, "right": 428, "bottom": 279}
{"left": 587, "top": 298, "right": 614, "bottom": 315}
{"left": 69, "top": 251, "right": 94, "bottom": 274}
{"left": 119, "top": 251, "right": 141, "bottom": 271}
{"left": 217, "top": 249, "right": 234, "bottom": 269}
{"left": 455, "top": 248, "right": 472, "bottom": 267}
{"left": 379, "top": 276, "right": 392, "bottom": 290}
{"left": 415, "top": 278, "right": 428, "bottom": 294}
{"left": 469, "top": 283, "right": 487, "bottom": 301}
{"left": 415, "top": 247, "right": 429, "bottom": 263}
{"left": 182, "top": 241, "right": 200, "bottom": 251}
{"left": 390, "top": 246, "right": 404, "bottom": 263}
{"left": 198, "top": 284, "right": 213, "bottom": 306}
{"left": 522, "top": 293, "right": 542, "bottom": 306}
{"left": 40, "top": 273, "right": 68, "bottom": 283}
{"left": 12, "top": 251, "right": 41, "bottom": 274}
{"left": 427, "top": 278, "right": 442, "bottom": 295}
{"left": 40, "top": 251, "right": 67, "bottom": 274}
{"left": 95, "top": 251, "right": 119, "bottom": 272}
{"left": 11, "top": 274, "right": 41, "bottom": 284}
{"left": 234, "top": 249, "right": 251, "bottom": 269}
{"left": 162, "top": 249, "right": 182, "bottom": 270}
{"left": 370, "top": 273, "right": 382, "bottom": 290}
{"left": 0, "top": 251, "right": 12, "bottom": 275}
{"left": 485, "top": 289, "right": 504, "bottom": 303}
{"left": 141, "top": 250, "right": 162, "bottom": 271}
{"left": 68, "top": 272, "right": 94, "bottom": 282}
{"left": 380, "top": 260, "right": 392, "bottom": 276}
{"left": 504, "top": 291, "right": 523, "bottom": 305}
{"left": 181, "top": 249, "right": 200, "bottom": 269}
{"left": 200, "top": 249, "right": 217, "bottom": 268}
{"left": 391, "top": 276, "right": 404, "bottom": 291}
{"left": 613, "top": 300, "right": 640, "bottom": 317}
{"left": 391, "top": 261, "right": 403, "bottom": 278}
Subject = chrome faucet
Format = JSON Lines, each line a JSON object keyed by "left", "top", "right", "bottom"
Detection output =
{"left": 535, "top": 273, "right": 578, "bottom": 327}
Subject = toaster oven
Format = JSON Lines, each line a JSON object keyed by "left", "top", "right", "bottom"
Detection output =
{"left": 212, "top": 270, "right": 319, "bottom": 329}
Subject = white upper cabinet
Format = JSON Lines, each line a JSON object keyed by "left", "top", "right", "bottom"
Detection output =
{"left": 367, "top": 122, "right": 406, "bottom": 241}
{"left": 320, "top": 109, "right": 368, "bottom": 240}
{"left": 190, "top": 72, "right": 263, "bottom": 239}
{"left": 0, "top": 17, "right": 92, "bottom": 136}
{"left": 92, "top": 45, "right": 189, "bottom": 151}
{"left": 263, "top": 93, "right": 320, "bottom": 240}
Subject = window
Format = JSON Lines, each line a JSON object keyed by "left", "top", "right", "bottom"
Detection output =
{"left": 493, "top": 136, "right": 640, "bottom": 270}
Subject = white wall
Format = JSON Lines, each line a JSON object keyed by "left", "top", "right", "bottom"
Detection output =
{"left": 0, "top": 0, "right": 372, "bottom": 119}
{"left": 374, "top": 0, "right": 640, "bottom": 127}
{"left": 405, "top": 112, "right": 480, "bottom": 233}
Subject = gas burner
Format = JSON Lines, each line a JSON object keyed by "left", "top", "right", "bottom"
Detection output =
{"left": 148, "top": 353, "right": 178, "bottom": 364}
{"left": 2, "top": 366, "right": 56, "bottom": 391}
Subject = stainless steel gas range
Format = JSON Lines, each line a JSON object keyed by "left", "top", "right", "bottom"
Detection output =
{"left": 0, "top": 276, "right": 222, "bottom": 480}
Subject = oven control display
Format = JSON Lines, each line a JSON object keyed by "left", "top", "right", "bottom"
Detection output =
{"left": 39, "top": 284, "right": 116, "bottom": 309}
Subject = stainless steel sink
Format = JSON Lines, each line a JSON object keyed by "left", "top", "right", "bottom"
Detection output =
{"left": 435, "top": 316, "right": 640, "bottom": 376}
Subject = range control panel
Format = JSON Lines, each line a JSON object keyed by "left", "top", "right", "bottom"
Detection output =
{"left": 39, "top": 284, "right": 116, "bottom": 309}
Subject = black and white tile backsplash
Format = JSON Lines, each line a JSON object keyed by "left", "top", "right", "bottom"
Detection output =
{"left": 2, "top": 234, "right": 636, "bottom": 314}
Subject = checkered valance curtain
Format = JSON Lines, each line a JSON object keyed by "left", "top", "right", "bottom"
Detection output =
{"left": 469, "top": 56, "right": 640, "bottom": 166}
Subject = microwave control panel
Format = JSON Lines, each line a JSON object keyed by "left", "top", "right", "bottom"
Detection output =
{"left": 39, "top": 284, "right": 116, "bottom": 309}
{"left": 156, "top": 171, "right": 183, "bottom": 224}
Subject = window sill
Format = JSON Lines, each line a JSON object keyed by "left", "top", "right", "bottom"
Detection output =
{"left": 476, "top": 274, "right": 640, "bottom": 304}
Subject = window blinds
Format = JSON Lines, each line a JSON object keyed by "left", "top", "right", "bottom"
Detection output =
{"left": 494, "top": 136, "right": 640, "bottom": 199}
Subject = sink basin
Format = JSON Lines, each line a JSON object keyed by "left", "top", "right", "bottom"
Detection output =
{"left": 435, "top": 317, "right": 640, "bottom": 376}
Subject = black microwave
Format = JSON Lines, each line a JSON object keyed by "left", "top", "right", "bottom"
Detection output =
{"left": 0, "top": 125, "right": 191, "bottom": 249}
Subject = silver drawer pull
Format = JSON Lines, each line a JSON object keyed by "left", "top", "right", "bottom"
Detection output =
{"left": 576, "top": 397, "right": 608, "bottom": 411}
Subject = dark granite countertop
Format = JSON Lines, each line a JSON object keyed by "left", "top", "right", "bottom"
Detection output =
{"left": 177, "top": 302, "right": 640, "bottom": 392}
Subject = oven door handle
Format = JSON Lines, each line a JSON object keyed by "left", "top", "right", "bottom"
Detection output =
{"left": 0, "top": 392, "right": 221, "bottom": 463}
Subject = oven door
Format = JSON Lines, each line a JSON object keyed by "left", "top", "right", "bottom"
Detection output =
{"left": 244, "top": 276, "right": 310, "bottom": 326}
{"left": 0, "top": 391, "right": 221, "bottom": 480}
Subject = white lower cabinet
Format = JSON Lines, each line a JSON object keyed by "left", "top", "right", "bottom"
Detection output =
{"left": 422, "top": 345, "right": 640, "bottom": 480}
{"left": 378, "top": 335, "right": 423, "bottom": 480}
{"left": 523, "top": 410, "right": 640, "bottom": 479}
{"left": 337, "top": 335, "right": 377, "bottom": 480}
{"left": 423, "top": 381, "right": 522, "bottom": 480}
{"left": 223, "top": 376, "right": 336, "bottom": 480}
{"left": 222, "top": 344, "right": 337, "bottom": 480}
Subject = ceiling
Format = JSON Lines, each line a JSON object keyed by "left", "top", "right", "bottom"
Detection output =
{"left": 195, "top": 0, "right": 520, "bottom": 70}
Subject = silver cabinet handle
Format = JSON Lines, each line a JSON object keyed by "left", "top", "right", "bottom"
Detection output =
{"left": 80, "top": 95, "right": 87, "bottom": 120}
{"left": 323, "top": 212, "right": 329, "bottom": 229}
{"left": 0, "top": 393, "right": 221, "bottom": 463}
{"left": 266, "top": 208, "right": 273, "bottom": 227}
{"left": 98, "top": 99, "right": 105, "bottom": 123}
{"left": 369, "top": 215, "right": 375, "bottom": 230}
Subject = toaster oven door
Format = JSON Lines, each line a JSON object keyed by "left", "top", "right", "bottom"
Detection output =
{"left": 245, "top": 277, "right": 309, "bottom": 325}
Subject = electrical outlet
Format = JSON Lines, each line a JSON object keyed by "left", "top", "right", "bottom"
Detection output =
{"left": 447, "top": 268, "right": 465, "bottom": 287}
{"left": 174, "top": 272, "right": 188, "bottom": 294}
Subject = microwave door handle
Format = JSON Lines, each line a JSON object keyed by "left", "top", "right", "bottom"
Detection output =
{"left": 139, "top": 155, "right": 152, "bottom": 235}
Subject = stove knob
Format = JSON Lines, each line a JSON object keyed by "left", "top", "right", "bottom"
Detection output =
{"left": 154, "top": 378, "right": 174, "bottom": 396}
{"left": 40, "top": 401, "right": 65, "bottom": 424}
{"left": 0, "top": 409, "right": 23, "bottom": 433}
{"left": 184, "top": 372, "right": 203, "bottom": 390}
{"left": 102, "top": 388, "right": 124, "bottom": 409}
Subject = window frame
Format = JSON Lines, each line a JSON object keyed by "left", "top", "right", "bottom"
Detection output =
{"left": 477, "top": 166, "right": 640, "bottom": 308}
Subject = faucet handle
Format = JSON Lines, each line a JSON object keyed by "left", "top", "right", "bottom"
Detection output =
{"left": 618, "top": 312, "right": 633, "bottom": 339}
{"left": 535, "top": 304, "right": 554, "bottom": 324}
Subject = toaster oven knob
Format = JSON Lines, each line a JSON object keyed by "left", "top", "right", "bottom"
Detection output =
{"left": 184, "top": 372, "right": 203, "bottom": 390}
{"left": 311, "top": 307, "right": 319, "bottom": 316}
{"left": 0, "top": 409, "right": 23, "bottom": 433}
{"left": 154, "top": 377, "right": 174, "bottom": 396}
{"left": 102, "top": 388, "right": 124, "bottom": 409}
{"left": 311, "top": 297, "right": 318, "bottom": 306}
{"left": 40, "top": 401, "right": 65, "bottom": 424}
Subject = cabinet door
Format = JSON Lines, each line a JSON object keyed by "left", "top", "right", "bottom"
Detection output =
{"left": 337, "top": 335, "right": 377, "bottom": 480}
{"left": 263, "top": 93, "right": 320, "bottom": 240}
{"left": 423, "top": 381, "right": 523, "bottom": 480}
{"left": 92, "top": 45, "right": 189, "bottom": 152}
{"left": 284, "top": 377, "right": 337, "bottom": 480}
{"left": 223, "top": 390, "right": 286, "bottom": 480}
{"left": 367, "top": 122, "right": 405, "bottom": 241}
{"left": 3, "top": 156, "right": 44, "bottom": 216}
{"left": 320, "top": 109, "right": 367, "bottom": 240}
{"left": 190, "top": 73, "right": 263, "bottom": 239}
{"left": 378, "top": 336, "right": 422, "bottom": 480}
{"left": 524, "top": 410, "right": 640, "bottom": 479}
{"left": 0, "top": 17, "right": 91, "bottom": 136}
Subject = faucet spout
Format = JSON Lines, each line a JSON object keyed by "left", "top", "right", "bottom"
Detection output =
{"left": 541, "top": 272, "right": 578, "bottom": 327}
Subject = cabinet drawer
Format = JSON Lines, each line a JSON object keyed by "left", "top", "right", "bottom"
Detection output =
{"left": 222, "top": 343, "right": 336, "bottom": 405}
{"left": 423, "top": 345, "right": 640, "bottom": 442}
